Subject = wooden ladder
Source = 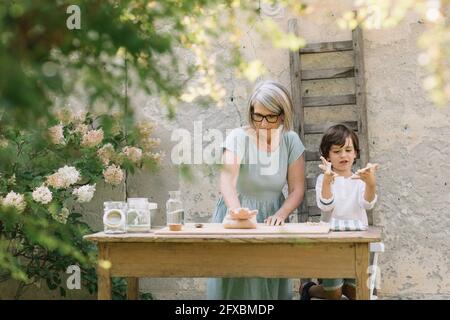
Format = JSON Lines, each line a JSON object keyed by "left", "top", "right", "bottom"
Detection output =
{"left": 288, "top": 18, "right": 373, "bottom": 225}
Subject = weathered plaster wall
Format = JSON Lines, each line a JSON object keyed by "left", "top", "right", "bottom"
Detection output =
{"left": 364, "top": 17, "right": 450, "bottom": 300}
{"left": 2, "top": 0, "right": 448, "bottom": 300}
{"left": 130, "top": 1, "right": 450, "bottom": 299}
{"left": 133, "top": 0, "right": 448, "bottom": 300}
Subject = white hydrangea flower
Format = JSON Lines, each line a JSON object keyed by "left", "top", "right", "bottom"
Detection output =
{"left": 81, "top": 129, "right": 104, "bottom": 148}
{"left": 122, "top": 146, "right": 143, "bottom": 163}
{"left": 48, "top": 124, "right": 66, "bottom": 145}
{"left": 53, "top": 107, "right": 86, "bottom": 124}
{"left": 2, "top": 191, "right": 26, "bottom": 213}
{"left": 103, "top": 164, "right": 124, "bottom": 186}
{"left": 97, "top": 143, "right": 115, "bottom": 165}
{"left": 53, "top": 108, "right": 72, "bottom": 124}
{"left": 46, "top": 165, "right": 80, "bottom": 189}
{"left": 58, "top": 166, "right": 80, "bottom": 186}
{"left": 144, "top": 151, "right": 165, "bottom": 164}
{"left": 141, "top": 137, "right": 161, "bottom": 152}
{"left": 32, "top": 185, "right": 53, "bottom": 204}
{"left": 46, "top": 172, "right": 66, "bottom": 189}
{"left": 136, "top": 121, "right": 155, "bottom": 138}
{"left": 73, "top": 123, "right": 89, "bottom": 136}
{"left": 72, "top": 184, "right": 96, "bottom": 203}
{"left": 71, "top": 109, "right": 87, "bottom": 123}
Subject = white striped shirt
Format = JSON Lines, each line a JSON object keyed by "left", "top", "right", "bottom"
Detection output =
{"left": 315, "top": 173, "right": 377, "bottom": 227}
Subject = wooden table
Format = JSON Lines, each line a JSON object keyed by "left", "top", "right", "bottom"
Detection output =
{"left": 84, "top": 224, "right": 382, "bottom": 300}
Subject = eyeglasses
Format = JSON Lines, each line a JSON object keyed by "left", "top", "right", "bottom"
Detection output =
{"left": 251, "top": 112, "right": 280, "bottom": 123}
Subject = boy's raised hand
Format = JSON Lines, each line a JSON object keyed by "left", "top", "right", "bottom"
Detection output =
{"left": 351, "top": 163, "right": 379, "bottom": 186}
{"left": 319, "top": 156, "right": 339, "bottom": 183}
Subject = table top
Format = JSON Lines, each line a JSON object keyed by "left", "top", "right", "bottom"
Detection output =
{"left": 84, "top": 223, "right": 382, "bottom": 244}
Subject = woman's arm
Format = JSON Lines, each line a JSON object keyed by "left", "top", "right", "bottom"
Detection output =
{"left": 220, "top": 149, "right": 242, "bottom": 211}
{"left": 266, "top": 155, "right": 305, "bottom": 225}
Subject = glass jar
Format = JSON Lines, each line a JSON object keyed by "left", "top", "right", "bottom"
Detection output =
{"left": 166, "top": 191, "right": 184, "bottom": 231}
{"left": 103, "top": 201, "right": 127, "bottom": 234}
{"left": 148, "top": 202, "right": 158, "bottom": 229}
{"left": 126, "top": 198, "right": 151, "bottom": 233}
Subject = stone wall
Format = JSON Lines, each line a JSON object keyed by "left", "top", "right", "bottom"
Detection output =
{"left": 2, "top": 0, "right": 448, "bottom": 300}
{"left": 134, "top": 1, "right": 449, "bottom": 300}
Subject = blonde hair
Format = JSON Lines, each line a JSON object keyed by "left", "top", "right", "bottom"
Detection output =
{"left": 247, "top": 80, "right": 294, "bottom": 131}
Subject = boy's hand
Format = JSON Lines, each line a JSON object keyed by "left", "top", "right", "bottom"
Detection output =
{"left": 319, "top": 156, "right": 339, "bottom": 184}
{"left": 351, "top": 163, "right": 379, "bottom": 187}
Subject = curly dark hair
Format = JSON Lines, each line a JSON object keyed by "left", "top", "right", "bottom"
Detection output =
{"left": 319, "top": 124, "right": 360, "bottom": 161}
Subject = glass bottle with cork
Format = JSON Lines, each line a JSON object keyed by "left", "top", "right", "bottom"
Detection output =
{"left": 166, "top": 190, "right": 184, "bottom": 231}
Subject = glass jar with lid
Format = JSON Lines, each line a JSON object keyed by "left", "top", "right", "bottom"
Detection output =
{"left": 126, "top": 198, "right": 151, "bottom": 233}
{"left": 103, "top": 201, "right": 127, "bottom": 234}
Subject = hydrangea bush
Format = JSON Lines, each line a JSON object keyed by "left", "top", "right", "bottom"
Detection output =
{"left": 0, "top": 109, "right": 162, "bottom": 299}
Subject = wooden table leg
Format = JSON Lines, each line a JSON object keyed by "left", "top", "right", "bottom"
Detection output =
{"left": 127, "top": 277, "right": 139, "bottom": 300}
{"left": 355, "top": 243, "right": 370, "bottom": 300}
{"left": 98, "top": 243, "right": 112, "bottom": 300}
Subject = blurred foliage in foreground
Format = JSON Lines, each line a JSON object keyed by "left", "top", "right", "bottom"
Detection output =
{"left": 0, "top": 108, "right": 161, "bottom": 298}
{"left": 0, "top": 0, "right": 306, "bottom": 298}
{"left": 1, "top": 0, "right": 446, "bottom": 128}
{"left": 337, "top": 0, "right": 449, "bottom": 107}
{"left": 0, "top": 0, "right": 307, "bottom": 129}
{"left": 0, "top": 0, "right": 448, "bottom": 299}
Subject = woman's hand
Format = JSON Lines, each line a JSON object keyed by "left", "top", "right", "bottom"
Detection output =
{"left": 229, "top": 208, "right": 258, "bottom": 220}
{"left": 319, "top": 156, "right": 339, "bottom": 184}
{"left": 264, "top": 214, "right": 286, "bottom": 226}
{"left": 351, "top": 163, "right": 379, "bottom": 187}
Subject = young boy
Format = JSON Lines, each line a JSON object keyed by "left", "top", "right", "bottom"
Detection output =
{"left": 300, "top": 124, "right": 379, "bottom": 300}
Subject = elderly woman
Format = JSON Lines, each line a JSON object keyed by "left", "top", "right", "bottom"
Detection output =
{"left": 207, "top": 80, "right": 306, "bottom": 300}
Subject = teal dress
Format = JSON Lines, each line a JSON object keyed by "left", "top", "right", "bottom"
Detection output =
{"left": 206, "top": 127, "right": 305, "bottom": 300}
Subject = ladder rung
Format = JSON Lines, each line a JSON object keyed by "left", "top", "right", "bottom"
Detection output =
{"left": 302, "top": 94, "right": 356, "bottom": 107}
{"left": 300, "top": 40, "right": 353, "bottom": 54}
{"left": 304, "top": 121, "right": 358, "bottom": 134}
{"left": 305, "top": 151, "right": 320, "bottom": 161}
{"left": 301, "top": 67, "right": 355, "bottom": 80}
{"left": 306, "top": 177, "right": 316, "bottom": 190}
